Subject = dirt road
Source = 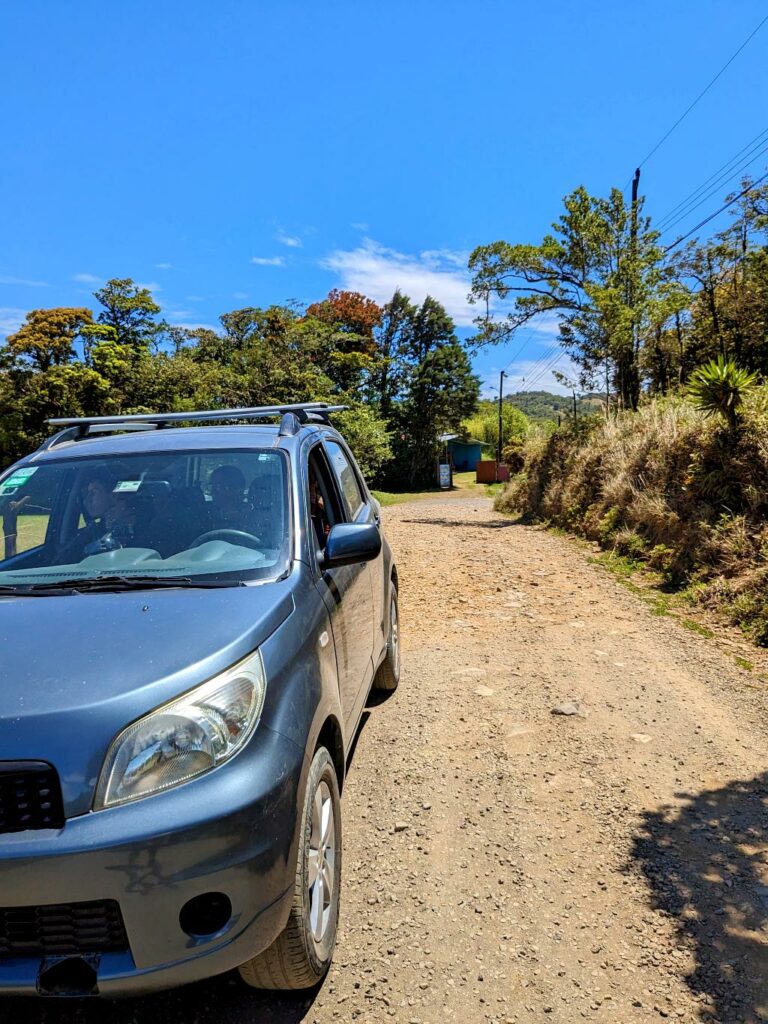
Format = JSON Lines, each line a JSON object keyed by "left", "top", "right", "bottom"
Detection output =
{"left": 11, "top": 496, "right": 768, "bottom": 1024}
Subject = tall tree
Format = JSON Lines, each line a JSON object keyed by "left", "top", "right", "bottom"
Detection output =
{"left": 6, "top": 307, "right": 94, "bottom": 371}
{"left": 469, "top": 185, "right": 665, "bottom": 410}
{"left": 94, "top": 278, "right": 162, "bottom": 350}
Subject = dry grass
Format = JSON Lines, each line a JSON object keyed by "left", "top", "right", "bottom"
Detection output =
{"left": 498, "top": 390, "right": 768, "bottom": 644}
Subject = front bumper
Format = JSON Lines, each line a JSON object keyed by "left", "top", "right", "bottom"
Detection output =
{"left": 0, "top": 723, "right": 305, "bottom": 996}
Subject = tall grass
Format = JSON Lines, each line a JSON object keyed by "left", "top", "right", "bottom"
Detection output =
{"left": 498, "top": 389, "right": 768, "bottom": 644}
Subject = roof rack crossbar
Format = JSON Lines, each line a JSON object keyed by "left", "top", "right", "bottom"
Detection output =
{"left": 39, "top": 403, "right": 348, "bottom": 450}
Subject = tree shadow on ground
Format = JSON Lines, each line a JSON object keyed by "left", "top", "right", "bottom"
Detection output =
{"left": 631, "top": 772, "right": 768, "bottom": 1024}
{"left": 401, "top": 517, "right": 521, "bottom": 529}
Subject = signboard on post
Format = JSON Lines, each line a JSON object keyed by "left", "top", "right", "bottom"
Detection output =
{"left": 438, "top": 463, "right": 452, "bottom": 489}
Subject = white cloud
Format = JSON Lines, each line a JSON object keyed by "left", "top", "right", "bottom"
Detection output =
{"left": 0, "top": 307, "right": 26, "bottom": 337}
{"left": 251, "top": 256, "right": 285, "bottom": 267}
{"left": 351, "top": 221, "right": 369, "bottom": 232}
{"left": 166, "top": 308, "right": 193, "bottom": 319}
{"left": 72, "top": 272, "right": 101, "bottom": 284}
{"left": 233, "top": 291, "right": 248, "bottom": 300}
{"left": 169, "top": 321, "right": 218, "bottom": 332}
{"left": 136, "top": 281, "right": 161, "bottom": 293}
{"left": 277, "top": 234, "right": 302, "bottom": 248}
{"left": 321, "top": 238, "right": 476, "bottom": 326}
{"left": 155, "top": 263, "right": 173, "bottom": 270}
{"left": 483, "top": 352, "right": 580, "bottom": 397}
{"left": 0, "top": 274, "right": 47, "bottom": 287}
{"left": 185, "top": 295, "right": 205, "bottom": 302}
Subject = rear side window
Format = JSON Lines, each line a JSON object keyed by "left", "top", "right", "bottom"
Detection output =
{"left": 325, "top": 441, "right": 366, "bottom": 520}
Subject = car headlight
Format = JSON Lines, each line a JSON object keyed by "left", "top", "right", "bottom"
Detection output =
{"left": 94, "top": 650, "right": 266, "bottom": 809}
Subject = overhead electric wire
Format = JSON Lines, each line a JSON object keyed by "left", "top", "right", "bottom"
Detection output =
{"left": 662, "top": 169, "right": 768, "bottom": 253}
{"left": 625, "top": 11, "right": 768, "bottom": 188}
{"left": 656, "top": 127, "right": 768, "bottom": 229}
{"left": 525, "top": 349, "right": 568, "bottom": 390}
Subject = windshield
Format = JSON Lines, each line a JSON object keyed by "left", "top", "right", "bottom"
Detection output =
{"left": 0, "top": 448, "right": 291, "bottom": 588}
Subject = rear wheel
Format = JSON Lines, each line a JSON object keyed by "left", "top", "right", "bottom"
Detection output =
{"left": 238, "top": 747, "right": 341, "bottom": 990}
{"left": 372, "top": 588, "right": 400, "bottom": 692}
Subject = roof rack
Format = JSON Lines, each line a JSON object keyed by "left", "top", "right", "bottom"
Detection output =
{"left": 41, "top": 403, "right": 348, "bottom": 449}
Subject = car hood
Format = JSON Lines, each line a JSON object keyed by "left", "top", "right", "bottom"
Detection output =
{"left": 0, "top": 583, "right": 293, "bottom": 816}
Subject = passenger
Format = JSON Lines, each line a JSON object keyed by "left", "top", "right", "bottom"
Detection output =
{"left": 58, "top": 469, "right": 138, "bottom": 561}
{"left": 207, "top": 465, "right": 250, "bottom": 531}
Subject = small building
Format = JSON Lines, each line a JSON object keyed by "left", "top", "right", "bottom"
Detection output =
{"left": 446, "top": 438, "right": 484, "bottom": 472}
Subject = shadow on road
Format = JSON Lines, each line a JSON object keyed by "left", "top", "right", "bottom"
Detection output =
{"left": 5, "top": 972, "right": 319, "bottom": 1024}
{"left": 631, "top": 772, "right": 768, "bottom": 1024}
{"left": 401, "top": 517, "right": 520, "bottom": 530}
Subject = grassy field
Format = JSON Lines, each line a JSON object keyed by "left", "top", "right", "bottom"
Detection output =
{"left": 4, "top": 514, "right": 49, "bottom": 553}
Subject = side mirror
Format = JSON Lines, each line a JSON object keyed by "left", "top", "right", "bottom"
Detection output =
{"left": 321, "top": 522, "right": 381, "bottom": 569}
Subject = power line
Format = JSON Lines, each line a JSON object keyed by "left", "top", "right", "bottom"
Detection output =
{"left": 624, "top": 12, "right": 768, "bottom": 188}
{"left": 656, "top": 127, "right": 768, "bottom": 229}
{"left": 662, "top": 169, "right": 768, "bottom": 253}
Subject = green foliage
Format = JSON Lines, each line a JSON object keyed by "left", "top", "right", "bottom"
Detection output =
{"left": 462, "top": 401, "right": 528, "bottom": 450}
{"left": 687, "top": 357, "right": 758, "bottom": 431}
{"left": 94, "top": 278, "right": 163, "bottom": 349}
{"left": 333, "top": 405, "right": 393, "bottom": 481}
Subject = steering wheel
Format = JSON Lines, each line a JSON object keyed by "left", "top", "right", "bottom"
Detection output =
{"left": 189, "top": 529, "right": 263, "bottom": 550}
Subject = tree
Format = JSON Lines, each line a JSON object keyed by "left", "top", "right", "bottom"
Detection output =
{"left": 6, "top": 307, "right": 94, "bottom": 371}
{"left": 306, "top": 289, "right": 382, "bottom": 341}
{"left": 469, "top": 185, "right": 665, "bottom": 410}
{"left": 385, "top": 295, "right": 479, "bottom": 487}
{"left": 370, "top": 289, "right": 417, "bottom": 415}
{"left": 94, "top": 278, "right": 162, "bottom": 350}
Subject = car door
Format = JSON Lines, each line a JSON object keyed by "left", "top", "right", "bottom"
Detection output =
{"left": 307, "top": 443, "right": 375, "bottom": 731}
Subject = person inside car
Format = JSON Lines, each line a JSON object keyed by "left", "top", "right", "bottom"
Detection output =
{"left": 207, "top": 465, "right": 251, "bottom": 532}
{"left": 57, "top": 469, "right": 139, "bottom": 561}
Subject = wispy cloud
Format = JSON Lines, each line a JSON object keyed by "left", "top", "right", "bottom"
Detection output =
{"left": 351, "top": 221, "right": 369, "bottom": 232}
{"left": 169, "top": 321, "right": 218, "bottom": 332}
{"left": 233, "top": 291, "right": 248, "bottom": 300}
{"left": 72, "top": 272, "right": 101, "bottom": 284}
{"left": 155, "top": 262, "right": 173, "bottom": 270}
{"left": 251, "top": 256, "right": 285, "bottom": 266}
{"left": 0, "top": 307, "right": 27, "bottom": 337}
{"left": 277, "top": 234, "right": 302, "bottom": 249}
{"left": 480, "top": 352, "right": 579, "bottom": 397}
{"left": 0, "top": 274, "right": 47, "bottom": 287}
{"left": 136, "top": 281, "right": 161, "bottom": 293}
{"left": 321, "top": 238, "right": 477, "bottom": 326}
{"left": 185, "top": 295, "right": 205, "bottom": 302}
{"left": 166, "top": 308, "right": 193, "bottom": 319}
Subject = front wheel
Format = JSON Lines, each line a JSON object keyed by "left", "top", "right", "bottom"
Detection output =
{"left": 238, "top": 747, "right": 342, "bottom": 990}
{"left": 372, "top": 588, "right": 400, "bottom": 692}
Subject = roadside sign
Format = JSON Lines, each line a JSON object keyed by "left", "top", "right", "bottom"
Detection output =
{"left": 438, "top": 463, "right": 451, "bottom": 489}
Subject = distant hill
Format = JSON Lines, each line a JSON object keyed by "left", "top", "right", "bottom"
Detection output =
{"left": 505, "top": 390, "right": 604, "bottom": 424}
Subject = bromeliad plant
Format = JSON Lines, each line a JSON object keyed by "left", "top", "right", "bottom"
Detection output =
{"left": 687, "top": 357, "right": 759, "bottom": 433}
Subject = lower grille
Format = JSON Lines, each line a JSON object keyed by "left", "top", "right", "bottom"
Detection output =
{"left": 0, "top": 900, "right": 129, "bottom": 957}
{"left": 0, "top": 761, "right": 65, "bottom": 834}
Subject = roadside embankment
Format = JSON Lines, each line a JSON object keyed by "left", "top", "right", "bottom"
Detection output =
{"left": 497, "top": 394, "right": 768, "bottom": 645}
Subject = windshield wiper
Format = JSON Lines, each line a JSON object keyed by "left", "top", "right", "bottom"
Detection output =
{"left": 0, "top": 575, "right": 246, "bottom": 595}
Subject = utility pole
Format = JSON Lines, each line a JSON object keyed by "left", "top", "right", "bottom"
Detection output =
{"left": 629, "top": 167, "right": 641, "bottom": 410}
{"left": 572, "top": 385, "right": 578, "bottom": 424}
{"left": 496, "top": 370, "right": 506, "bottom": 476}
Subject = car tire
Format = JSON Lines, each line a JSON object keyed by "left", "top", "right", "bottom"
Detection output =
{"left": 372, "top": 587, "right": 400, "bottom": 692}
{"left": 238, "top": 746, "right": 342, "bottom": 990}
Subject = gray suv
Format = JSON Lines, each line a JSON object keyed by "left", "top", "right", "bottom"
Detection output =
{"left": 0, "top": 403, "right": 400, "bottom": 997}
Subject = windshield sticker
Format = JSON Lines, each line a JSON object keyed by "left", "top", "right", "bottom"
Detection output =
{"left": 0, "top": 467, "right": 38, "bottom": 495}
{"left": 114, "top": 480, "right": 142, "bottom": 493}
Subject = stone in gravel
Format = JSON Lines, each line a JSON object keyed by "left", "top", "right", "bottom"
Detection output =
{"left": 474, "top": 685, "right": 495, "bottom": 697}
{"left": 394, "top": 821, "right": 410, "bottom": 833}
{"left": 451, "top": 667, "right": 487, "bottom": 679}
{"left": 630, "top": 733, "right": 653, "bottom": 744}
{"left": 506, "top": 723, "right": 533, "bottom": 738}
{"left": 552, "top": 701, "right": 585, "bottom": 717}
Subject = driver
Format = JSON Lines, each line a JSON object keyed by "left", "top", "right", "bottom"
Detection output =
{"left": 207, "top": 465, "right": 251, "bottom": 531}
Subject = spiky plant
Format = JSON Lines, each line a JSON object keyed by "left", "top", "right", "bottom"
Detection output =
{"left": 687, "top": 357, "right": 758, "bottom": 433}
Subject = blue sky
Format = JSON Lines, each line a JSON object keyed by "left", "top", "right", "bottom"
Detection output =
{"left": 1, "top": 1, "right": 767, "bottom": 395}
